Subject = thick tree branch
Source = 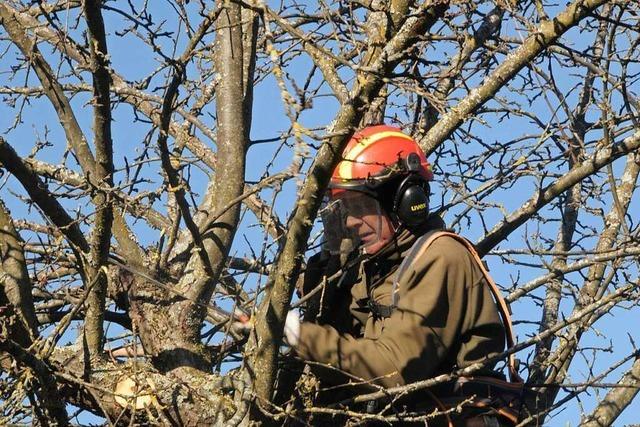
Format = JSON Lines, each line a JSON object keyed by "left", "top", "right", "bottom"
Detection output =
{"left": 529, "top": 12, "right": 609, "bottom": 385}
{"left": 539, "top": 149, "right": 640, "bottom": 407}
{"left": 476, "top": 130, "right": 640, "bottom": 256}
{"left": 150, "top": 10, "right": 222, "bottom": 283}
{"left": 0, "top": 137, "right": 90, "bottom": 255}
{"left": 361, "top": 0, "right": 413, "bottom": 125}
{"left": 82, "top": 0, "right": 115, "bottom": 359}
{"left": 176, "top": 4, "right": 256, "bottom": 303}
{"left": 419, "top": 0, "right": 610, "bottom": 155}
{"left": 581, "top": 355, "right": 640, "bottom": 427}
{"left": 0, "top": 200, "right": 39, "bottom": 340}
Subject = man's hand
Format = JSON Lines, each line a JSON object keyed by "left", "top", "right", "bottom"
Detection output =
{"left": 231, "top": 310, "right": 300, "bottom": 347}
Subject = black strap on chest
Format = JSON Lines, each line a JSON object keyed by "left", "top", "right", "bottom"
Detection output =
{"left": 367, "top": 299, "right": 395, "bottom": 318}
{"left": 364, "top": 259, "right": 401, "bottom": 318}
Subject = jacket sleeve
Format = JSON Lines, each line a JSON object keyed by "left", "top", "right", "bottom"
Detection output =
{"left": 294, "top": 236, "right": 500, "bottom": 388}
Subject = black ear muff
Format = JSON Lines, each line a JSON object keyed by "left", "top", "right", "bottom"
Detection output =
{"left": 393, "top": 175, "right": 430, "bottom": 228}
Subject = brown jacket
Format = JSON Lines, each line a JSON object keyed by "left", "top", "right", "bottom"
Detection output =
{"left": 294, "top": 218, "right": 506, "bottom": 389}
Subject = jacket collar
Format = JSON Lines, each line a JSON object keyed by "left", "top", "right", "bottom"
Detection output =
{"left": 368, "top": 214, "right": 446, "bottom": 261}
{"left": 362, "top": 214, "right": 446, "bottom": 284}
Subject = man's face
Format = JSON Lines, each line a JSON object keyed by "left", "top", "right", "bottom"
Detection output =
{"left": 327, "top": 190, "right": 395, "bottom": 255}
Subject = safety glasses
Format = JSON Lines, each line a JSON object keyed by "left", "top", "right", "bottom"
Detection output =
{"left": 319, "top": 191, "right": 383, "bottom": 254}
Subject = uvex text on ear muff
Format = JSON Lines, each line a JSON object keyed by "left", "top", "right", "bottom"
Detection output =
{"left": 393, "top": 173, "right": 430, "bottom": 228}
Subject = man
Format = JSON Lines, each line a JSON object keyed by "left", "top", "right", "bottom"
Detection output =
{"left": 284, "top": 125, "right": 519, "bottom": 426}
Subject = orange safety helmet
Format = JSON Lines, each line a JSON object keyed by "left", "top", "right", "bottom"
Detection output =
{"left": 330, "top": 125, "right": 433, "bottom": 192}
{"left": 329, "top": 125, "right": 434, "bottom": 228}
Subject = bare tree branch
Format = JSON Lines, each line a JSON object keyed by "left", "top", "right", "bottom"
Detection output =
{"left": 476, "top": 130, "right": 640, "bottom": 256}
{"left": 0, "top": 2, "right": 146, "bottom": 266}
{"left": 581, "top": 355, "right": 640, "bottom": 427}
{"left": 82, "top": 0, "right": 115, "bottom": 359}
{"left": 0, "top": 199, "right": 38, "bottom": 340}
{"left": 0, "top": 137, "right": 90, "bottom": 255}
{"left": 0, "top": 337, "right": 68, "bottom": 425}
{"left": 419, "top": 0, "right": 610, "bottom": 155}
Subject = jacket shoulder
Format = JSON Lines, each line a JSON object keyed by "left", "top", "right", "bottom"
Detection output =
{"left": 395, "top": 233, "right": 481, "bottom": 295}
{"left": 417, "top": 233, "right": 474, "bottom": 264}
{"left": 401, "top": 233, "right": 482, "bottom": 287}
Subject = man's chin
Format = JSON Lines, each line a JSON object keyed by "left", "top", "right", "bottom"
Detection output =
{"left": 362, "top": 238, "right": 390, "bottom": 255}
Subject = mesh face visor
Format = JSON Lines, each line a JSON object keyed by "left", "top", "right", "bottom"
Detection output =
{"left": 320, "top": 190, "right": 383, "bottom": 254}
